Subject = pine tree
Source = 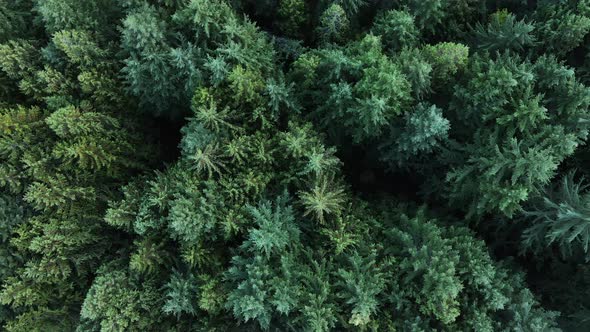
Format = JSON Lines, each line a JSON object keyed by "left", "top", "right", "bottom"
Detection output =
{"left": 522, "top": 172, "right": 590, "bottom": 260}
{"left": 79, "top": 264, "right": 163, "bottom": 332}
{"left": 0, "top": 1, "right": 583, "bottom": 330}
{"left": 534, "top": 2, "right": 590, "bottom": 58}
{"left": 372, "top": 9, "right": 420, "bottom": 53}
{"left": 379, "top": 103, "right": 450, "bottom": 169}
{"left": 225, "top": 194, "right": 303, "bottom": 330}
{"left": 472, "top": 9, "right": 536, "bottom": 53}
{"left": 444, "top": 53, "right": 590, "bottom": 218}
{"left": 291, "top": 34, "right": 412, "bottom": 144}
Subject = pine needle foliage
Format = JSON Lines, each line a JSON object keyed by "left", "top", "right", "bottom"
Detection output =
{"left": 1, "top": 0, "right": 590, "bottom": 330}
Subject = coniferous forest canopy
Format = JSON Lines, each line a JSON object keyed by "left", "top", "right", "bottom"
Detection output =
{"left": 4, "top": 0, "right": 590, "bottom": 331}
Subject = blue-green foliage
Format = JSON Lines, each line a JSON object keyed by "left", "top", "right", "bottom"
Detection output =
{"left": 445, "top": 53, "right": 590, "bottom": 218}
{"left": 379, "top": 103, "right": 450, "bottom": 168}
{"left": 1, "top": 0, "right": 588, "bottom": 331}
{"left": 522, "top": 173, "right": 590, "bottom": 260}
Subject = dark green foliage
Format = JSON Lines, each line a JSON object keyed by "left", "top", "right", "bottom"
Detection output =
{"left": 444, "top": 53, "right": 590, "bottom": 218}
{"left": 522, "top": 173, "right": 590, "bottom": 260}
{"left": 0, "top": 2, "right": 156, "bottom": 329}
{"left": 316, "top": 4, "right": 350, "bottom": 45}
{"left": 0, "top": 1, "right": 34, "bottom": 43}
{"left": 2, "top": 0, "right": 590, "bottom": 331}
{"left": 401, "top": 0, "right": 447, "bottom": 35}
{"left": 372, "top": 10, "right": 419, "bottom": 53}
{"left": 472, "top": 10, "right": 536, "bottom": 52}
{"left": 0, "top": 195, "right": 26, "bottom": 326}
{"left": 290, "top": 34, "right": 412, "bottom": 143}
{"left": 379, "top": 103, "right": 450, "bottom": 168}
{"left": 34, "top": 0, "right": 122, "bottom": 36}
{"left": 398, "top": 0, "right": 487, "bottom": 39}
{"left": 533, "top": 1, "right": 590, "bottom": 58}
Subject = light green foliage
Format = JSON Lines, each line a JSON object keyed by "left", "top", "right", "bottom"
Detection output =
{"left": 163, "top": 270, "right": 199, "bottom": 318}
{"left": 45, "top": 106, "right": 136, "bottom": 172}
{"left": 121, "top": 4, "right": 182, "bottom": 116}
{"left": 53, "top": 30, "right": 108, "bottom": 68}
{"left": 79, "top": 266, "right": 162, "bottom": 332}
{"left": 121, "top": 0, "right": 277, "bottom": 117}
{"left": 422, "top": 42, "right": 469, "bottom": 84}
{"left": 316, "top": 4, "right": 350, "bottom": 44}
{"left": 225, "top": 194, "right": 302, "bottom": 329}
{"left": 395, "top": 47, "right": 433, "bottom": 98}
{"left": 299, "top": 176, "right": 347, "bottom": 223}
{"left": 372, "top": 10, "right": 419, "bottom": 52}
{"left": 174, "top": 0, "right": 234, "bottom": 40}
{"left": 0, "top": 40, "right": 41, "bottom": 98}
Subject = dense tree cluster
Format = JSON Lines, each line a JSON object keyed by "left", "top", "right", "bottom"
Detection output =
{"left": 1, "top": 0, "right": 590, "bottom": 331}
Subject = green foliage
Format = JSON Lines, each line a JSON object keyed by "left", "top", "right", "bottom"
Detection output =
{"left": 291, "top": 34, "right": 412, "bottom": 143}
{"left": 444, "top": 53, "right": 590, "bottom": 218}
{"left": 374, "top": 207, "right": 560, "bottom": 331}
{"left": 225, "top": 194, "right": 302, "bottom": 329}
{"left": 379, "top": 103, "right": 450, "bottom": 168}
{"left": 522, "top": 173, "right": 590, "bottom": 260}
{"left": 401, "top": 0, "right": 447, "bottom": 35}
{"left": 400, "top": 0, "right": 487, "bottom": 39}
{"left": 0, "top": 195, "right": 26, "bottom": 325}
{"left": 34, "top": 0, "right": 122, "bottom": 35}
{"left": 334, "top": 249, "right": 384, "bottom": 327}
{"left": 534, "top": 2, "right": 590, "bottom": 58}
{"left": 79, "top": 265, "right": 162, "bottom": 331}
{"left": 1, "top": 0, "right": 589, "bottom": 331}
{"left": 316, "top": 4, "right": 350, "bottom": 44}
{"left": 276, "top": 0, "right": 308, "bottom": 38}
{"left": 162, "top": 270, "right": 199, "bottom": 318}
{"left": 422, "top": 42, "right": 469, "bottom": 84}
{"left": 0, "top": 0, "right": 33, "bottom": 43}
{"left": 299, "top": 176, "right": 347, "bottom": 223}
{"left": 395, "top": 47, "right": 433, "bottom": 98}
{"left": 334, "top": 0, "right": 366, "bottom": 16}
{"left": 121, "top": 4, "right": 184, "bottom": 116}
{"left": 372, "top": 10, "right": 420, "bottom": 53}
{"left": 472, "top": 10, "right": 536, "bottom": 52}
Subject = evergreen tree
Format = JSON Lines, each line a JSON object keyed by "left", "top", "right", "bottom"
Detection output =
{"left": 0, "top": 0, "right": 587, "bottom": 331}
{"left": 444, "top": 53, "right": 590, "bottom": 218}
